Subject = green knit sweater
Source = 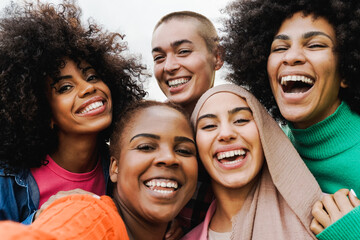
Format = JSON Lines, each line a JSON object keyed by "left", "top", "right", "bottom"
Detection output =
{"left": 283, "top": 101, "right": 360, "bottom": 239}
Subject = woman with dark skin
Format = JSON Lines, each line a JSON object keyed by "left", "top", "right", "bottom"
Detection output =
{"left": 222, "top": 0, "right": 360, "bottom": 239}
{"left": 0, "top": 0, "right": 145, "bottom": 223}
{"left": 0, "top": 100, "right": 198, "bottom": 240}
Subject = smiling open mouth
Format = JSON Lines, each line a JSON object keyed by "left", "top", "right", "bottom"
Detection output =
{"left": 216, "top": 149, "right": 246, "bottom": 165}
{"left": 77, "top": 101, "right": 104, "bottom": 114}
{"left": 144, "top": 179, "right": 180, "bottom": 194}
{"left": 167, "top": 78, "right": 190, "bottom": 88}
{"left": 280, "top": 75, "right": 314, "bottom": 93}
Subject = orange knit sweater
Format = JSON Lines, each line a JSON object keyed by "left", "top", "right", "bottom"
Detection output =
{"left": 0, "top": 195, "right": 129, "bottom": 240}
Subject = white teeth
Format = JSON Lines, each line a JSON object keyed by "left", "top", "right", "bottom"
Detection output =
{"left": 79, "top": 101, "right": 103, "bottom": 114}
{"left": 145, "top": 179, "right": 179, "bottom": 190}
{"left": 280, "top": 75, "right": 314, "bottom": 86}
{"left": 217, "top": 149, "right": 245, "bottom": 160}
{"left": 168, "top": 78, "right": 190, "bottom": 87}
{"left": 222, "top": 159, "right": 243, "bottom": 165}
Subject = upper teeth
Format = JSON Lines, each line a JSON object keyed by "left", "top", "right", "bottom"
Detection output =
{"left": 281, "top": 75, "right": 314, "bottom": 86}
{"left": 145, "top": 179, "right": 178, "bottom": 189}
{"left": 217, "top": 149, "right": 245, "bottom": 160}
{"left": 79, "top": 101, "right": 103, "bottom": 114}
{"left": 168, "top": 78, "right": 190, "bottom": 87}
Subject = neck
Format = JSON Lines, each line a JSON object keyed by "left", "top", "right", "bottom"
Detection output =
{"left": 113, "top": 191, "right": 168, "bottom": 240}
{"left": 51, "top": 133, "right": 100, "bottom": 173}
{"left": 210, "top": 177, "right": 258, "bottom": 232}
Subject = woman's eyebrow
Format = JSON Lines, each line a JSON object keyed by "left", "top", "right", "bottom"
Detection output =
{"left": 197, "top": 113, "right": 217, "bottom": 122}
{"left": 130, "top": 133, "right": 160, "bottom": 142}
{"left": 303, "top": 31, "right": 334, "bottom": 43}
{"left": 174, "top": 136, "right": 195, "bottom": 145}
{"left": 274, "top": 31, "right": 334, "bottom": 43}
{"left": 229, "top": 107, "right": 252, "bottom": 115}
{"left": 171, "top": 39, "right": 193, "bottom": 48}
{"left": 273, "top": 34, "right": 289, "bottom": 41}
{"left": 81, "top": 66, "right": 95, "bottom": 75}
{"left": 152, "top": 39, "right": 193, "bottom": 53}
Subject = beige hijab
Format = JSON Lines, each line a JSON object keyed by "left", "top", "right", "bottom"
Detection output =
{"left": 191, "top": 84, "right": 322, "bottom": 240}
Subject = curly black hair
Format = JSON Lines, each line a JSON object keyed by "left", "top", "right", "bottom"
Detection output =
{"left": 222, "top": 0, "right": 360, "bottom": 120}
{"left": 0, "top": 0, "right": 146, "bottom": 173}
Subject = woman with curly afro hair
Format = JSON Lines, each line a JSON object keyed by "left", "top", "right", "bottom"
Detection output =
{"left": 0, "top": 0, "right": 146, "bottom": 223}
{"left": 222, "top": 0, "right": 360, "bottom": 239}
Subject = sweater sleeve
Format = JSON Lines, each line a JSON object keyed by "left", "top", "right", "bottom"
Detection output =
{"left": 316, "top": 205, "right": 360, "bottom": 240}
{"left": 0, "top": 194, "right": 129, "bottom": 240}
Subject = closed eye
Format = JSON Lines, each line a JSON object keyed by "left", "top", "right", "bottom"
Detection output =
{"left": 175, "top": 148, "right": 194, "bottom": 157}
{"left": 135, "top": 144, "right": 155, "bottom": 152}
{"left": 234, "top": 119, "right": 250, "bottom": 125}
{"left": 201, "top": 124, "right": 217, "bottom": 130}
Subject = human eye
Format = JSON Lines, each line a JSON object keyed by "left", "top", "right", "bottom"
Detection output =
{"left": 86, "top": 74, "right": 100, "bottom": 82}
{"left": 54, "top": 83, "right": 73, "bottom": 94}
{"left": 234, "top": 118, "right": 250, "bottom": 125}
{"left": 271, "top": 45, "right": 288, "bottom": 52}
{"left": 153, "top": 54, "right": 165, "bottom": 63}
{"left": 307, "top": 42, "right": 327, "bottom": 49}
{"left": 270, "top": 40, "right": 289, "bottom": 53}
{"left": 135, "top": 143, "right": 156, "bottom": 152}
{"left": 175, "top": 145, "right": 195, "bottom": 157}
{"left": 201, "top": 124, "right": 217, "bottom": 130}
{"left": 178, "top": 48, "right": 192, "bottom": 54}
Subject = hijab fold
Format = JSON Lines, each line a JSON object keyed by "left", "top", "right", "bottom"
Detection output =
{"left": 191, "top": 84, "right": 322, "bottom": 240}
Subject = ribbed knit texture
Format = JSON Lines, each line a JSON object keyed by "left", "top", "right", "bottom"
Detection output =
{"left": 284, "top": 102, "right": 360, "bottom": 194}
{"left": 317, "top": 205, "right": 360, "bottom": 240}
{"left": 283, "top": 101, "right": 360, "bottom": 240}
{"left": 0, "top": 195, "right": 129, "bottom": 240}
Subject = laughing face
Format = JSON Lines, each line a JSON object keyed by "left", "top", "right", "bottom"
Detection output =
{"left": 195, "top": 92, "right": 264, "bottom": 189}
{"left": 47, "top": 58, "right": 112, "bottom": 135}
{"left": 110, "top": 105, "right": 197, "bottom": 223}
{"left": 267, "top": 12, "right": 344, "bottom": 129}
{"left": 151, "top": 18, "right": 222, "bottom": 110}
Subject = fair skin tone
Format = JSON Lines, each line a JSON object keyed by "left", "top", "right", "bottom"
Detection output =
{"left": 109, "top": 106, "right": 198, "bottom": 240}
{"left": 267, "top": 12, "right": 347, "bottom": 129}
{"left": 311, "top": 189, "right": 360, "bottom": 235}
{"left": 151, "top": 18, "right": 223, "bottom": 114}
{"left": 196, "top": 92, "right": 264, "bottom": 232}
{"left": 46, "top": 58, "right": 112, "bottom": 173}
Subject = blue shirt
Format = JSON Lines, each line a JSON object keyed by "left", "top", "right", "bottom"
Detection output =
{"left": 0, "top": 155, "right": 110, "bottom": 224}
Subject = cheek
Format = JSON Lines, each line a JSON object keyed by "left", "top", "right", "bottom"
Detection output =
{"left": 183, "top": 157, "right": 198, "bottom": 182}
{"left": 154, "top": 64, "right": 164, "bottom": 81}
{"left": 196, "top": 134, "right": 212, "bottom": 161}
{"left": 267, "top": 55, "right": 279, "bottom": 78}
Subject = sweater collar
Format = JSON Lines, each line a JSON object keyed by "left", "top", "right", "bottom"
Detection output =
{"left": 287, "top": 102, "right": 360, "bottom": 159}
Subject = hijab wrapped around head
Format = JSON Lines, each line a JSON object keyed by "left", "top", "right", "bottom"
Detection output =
{"left": 191, "top": 84, "right": 322, "bottom": 240}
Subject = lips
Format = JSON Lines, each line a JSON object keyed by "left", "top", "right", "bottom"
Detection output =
{"left": 76, "top": 96, "right": 106, "bottom": 115}
{"left": 215, "top": 149, "right": 246, "bottom": 166}
{"left": 167, "top": 77, "right": 191, "bottom": 88}
{"left": 280, "top": 75, "right": 315, "bottom": 94}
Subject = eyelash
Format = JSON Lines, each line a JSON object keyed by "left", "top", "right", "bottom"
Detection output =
{"left": 135, "top": 144, "right": 155, "bottom": 152}
{"left": 234, "top": 119, "right": 250, "bottom": 124}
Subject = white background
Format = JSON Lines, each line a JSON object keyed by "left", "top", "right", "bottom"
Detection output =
{"left": 1, "top": 0, "right": 230, "bottom": 101}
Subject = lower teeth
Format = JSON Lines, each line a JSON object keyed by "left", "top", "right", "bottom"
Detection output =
{"left": 222, "top": 159, "right": 243, "bottom": 165}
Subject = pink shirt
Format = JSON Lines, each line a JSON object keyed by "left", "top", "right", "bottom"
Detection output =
{"left": 31, "top": 155, "right": 106, "bottom": 208}
{"left": 182, "top": 200, "right": 217, "bottom": 240}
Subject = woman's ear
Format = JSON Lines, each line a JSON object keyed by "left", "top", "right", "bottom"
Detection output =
{"left": 109, "top": 156, "right": 119, "bottom": 183}
{"left": 340, "top": 79, "right": 348, "bottom": 88}
{"left": 214, "top": 46, "right": 224, "bottom": 70}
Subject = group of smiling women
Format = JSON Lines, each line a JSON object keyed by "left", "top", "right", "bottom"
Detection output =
{"left": 0, "top": 0, "right": 359, "bottom": 239}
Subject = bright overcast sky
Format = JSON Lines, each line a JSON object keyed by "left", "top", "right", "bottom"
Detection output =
{"left": 1, "top": 0, "right": 231, "bottom": 101}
